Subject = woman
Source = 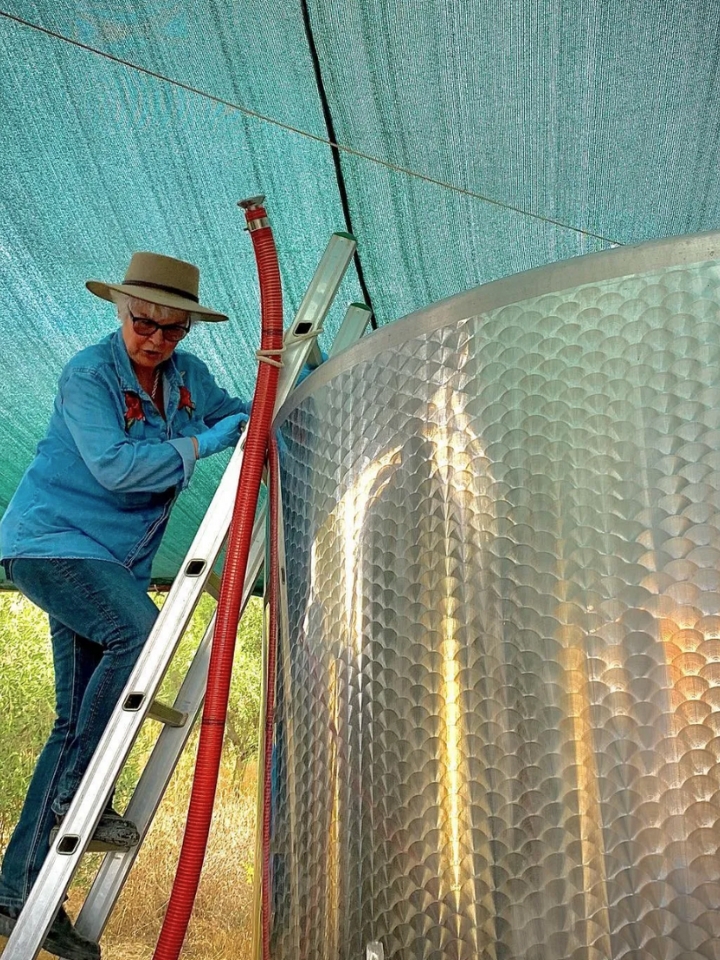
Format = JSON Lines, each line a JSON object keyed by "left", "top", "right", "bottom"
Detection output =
{"left": 0, "top": 252, "right": 249, "bottom": 960}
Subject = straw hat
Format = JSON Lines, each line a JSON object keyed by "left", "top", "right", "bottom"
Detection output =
{"left": 86, "top": 251, "right": 227, "bottom": 321}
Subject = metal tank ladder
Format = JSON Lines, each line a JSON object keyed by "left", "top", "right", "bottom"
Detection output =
{"left": 2, "top": 232, "right": 372, "bottom": 960}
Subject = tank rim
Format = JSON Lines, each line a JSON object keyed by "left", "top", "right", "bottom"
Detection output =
{"left": 275, "top": 229, "right": 720, "bottom": 425}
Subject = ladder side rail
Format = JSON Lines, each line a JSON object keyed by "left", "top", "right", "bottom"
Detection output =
{"left": 328, "top": 303, "right": 373, "bottom": 359}
{"left": 75, "top": 510, "right": 266, "bottom": 939}
{"left": 3, "top": 233, "right": 356, "bottom": 960}
{"left": 303, "top": 301, "right": 372, "bottom": 368}
{"left": 78, "top": 265, "right": 370, "bottom": 944}
{"left": 81, "top": 295, "right": 373, "bottom": 944}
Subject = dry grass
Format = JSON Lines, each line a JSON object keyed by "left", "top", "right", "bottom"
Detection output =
{"left": 0, "top": 593, "right": 261, "bottom": 959}
{"left": 68, "top": 755, "right": 258, "bottom": 960}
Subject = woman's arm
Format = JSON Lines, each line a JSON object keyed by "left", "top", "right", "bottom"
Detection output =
{"left": 187, "top": 355, "right": 250, "bottom": 427}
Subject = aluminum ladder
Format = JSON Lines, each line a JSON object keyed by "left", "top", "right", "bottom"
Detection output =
{"left": 2, "top": 231, "right": 372, "bottom": 960}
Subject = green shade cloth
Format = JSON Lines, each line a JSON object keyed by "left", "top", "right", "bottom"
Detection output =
{"left": 2, "top": 1, "right": 719, "bottom": 583}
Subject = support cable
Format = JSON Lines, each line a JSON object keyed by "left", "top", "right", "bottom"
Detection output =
{"left": 0, "top": 12, "right": 626, "bottom": 255}
{"left": 298, "top": 0, "right": 377, "bottom": 327}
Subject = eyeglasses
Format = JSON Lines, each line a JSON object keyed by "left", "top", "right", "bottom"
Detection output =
{"left": 129, "top": 311, "right": 190, "bottom": 343}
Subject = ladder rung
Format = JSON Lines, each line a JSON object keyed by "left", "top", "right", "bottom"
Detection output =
{"left": 85, "top": 838, "right": 135, "bottom": 854}
{"left": 205, "top": 570, "right": 221, "bottom": 600}
{"left": 147, "top": 700, "right": 188, "bottom": 728}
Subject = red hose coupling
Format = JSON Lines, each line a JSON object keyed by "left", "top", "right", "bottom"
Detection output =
{"left": 239, "top": 195, "right": 269, "bottom": 231}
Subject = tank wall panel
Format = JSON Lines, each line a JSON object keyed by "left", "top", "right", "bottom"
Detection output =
{"left": 272, "top": 253, "right": 720, "bottom": 960}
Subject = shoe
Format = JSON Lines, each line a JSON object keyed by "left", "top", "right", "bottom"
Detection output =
{"left": 0, "top": 904, "right": 100, "bottom": 959}
{"left": 50, "top": 808, "right": 140, "bottom": 853}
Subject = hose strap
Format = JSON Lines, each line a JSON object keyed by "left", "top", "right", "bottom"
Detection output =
{"left": 256, "top": 348, "right": 284, "bottom": 368}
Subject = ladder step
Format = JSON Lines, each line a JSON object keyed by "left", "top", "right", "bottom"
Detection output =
{"left": 50, "top": 824, "right": 139, "bottom": 855}
{"left": 75, "top": 837, "right": 137, "bottom": 854}
{"left": 147, "top": 699, "right": 188, "bottom": 728}
{"left": 205, "top": 570, "right": 221, "bottom": 600}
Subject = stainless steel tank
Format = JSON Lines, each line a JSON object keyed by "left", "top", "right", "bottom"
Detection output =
{"left": 270, "top": 233, "right": 720, "bottom": 960}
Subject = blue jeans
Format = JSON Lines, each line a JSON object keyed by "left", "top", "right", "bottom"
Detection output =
{"left": 0, "top": 557, "right": 159, "bottom": 909}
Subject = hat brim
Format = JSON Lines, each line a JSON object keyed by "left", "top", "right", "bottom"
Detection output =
{"left": 86, "top": 281, "right": 228, "bottom": 322}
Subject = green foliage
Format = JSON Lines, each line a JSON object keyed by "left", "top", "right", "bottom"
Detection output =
{"left": 0, "top": 596, "right": 56, "bottom": 845}
{"left": 0, "top": 591, "right": 264, "bottom": 849}
{"left": 157, "top": 592, "right": 264, "bottom": 763}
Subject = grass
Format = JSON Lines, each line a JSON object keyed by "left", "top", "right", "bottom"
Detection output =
{"left": 1, "top": 752, "right": 258, "bottom": 960}
{"left": 102, "top": 760, "right": 256, "bottom": 959}
{"left": 0, "top": 593, "right": 262, "bottom": 959}
{"left": 71, "top": 755, "right": 257, "bottom": 960}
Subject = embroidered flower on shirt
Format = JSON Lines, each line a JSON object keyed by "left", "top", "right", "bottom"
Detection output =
{"left": 124, "top": 391, "right": 145, "bottom": 430}
{"left": 178, "top": 386, "right": 196, "bottom": 417}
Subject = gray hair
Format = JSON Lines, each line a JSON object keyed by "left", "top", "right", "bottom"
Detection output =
{"left": 109, "top": 290, "right": 194, "bottom": 328}
{"left": 109, "top": 290, "right": 131, "bottom": 320}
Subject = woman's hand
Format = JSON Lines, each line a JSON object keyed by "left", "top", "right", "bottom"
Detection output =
{"left": 194, "top": 413, "right": 249, "bottom": 459}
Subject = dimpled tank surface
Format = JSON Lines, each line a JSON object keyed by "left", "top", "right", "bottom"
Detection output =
{"left": 270, "top": 235, "right": 720, "bottom": 960}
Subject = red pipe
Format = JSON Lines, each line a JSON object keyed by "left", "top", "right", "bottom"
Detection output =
{"left": 153, "top": 198, "right": 283, "bottom": 960}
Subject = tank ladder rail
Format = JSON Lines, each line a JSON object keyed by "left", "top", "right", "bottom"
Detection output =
{"left": 2, "top": 234, "right": 370, "bottom": 960}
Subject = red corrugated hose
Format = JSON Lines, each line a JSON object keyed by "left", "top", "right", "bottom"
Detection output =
{"left": 153, "top": 197, "right": 283, "bottom": 960}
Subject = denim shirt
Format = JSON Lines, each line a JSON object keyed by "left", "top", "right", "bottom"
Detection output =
{"left": 0, "top": 329, "right": 249, "bottom": 587}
